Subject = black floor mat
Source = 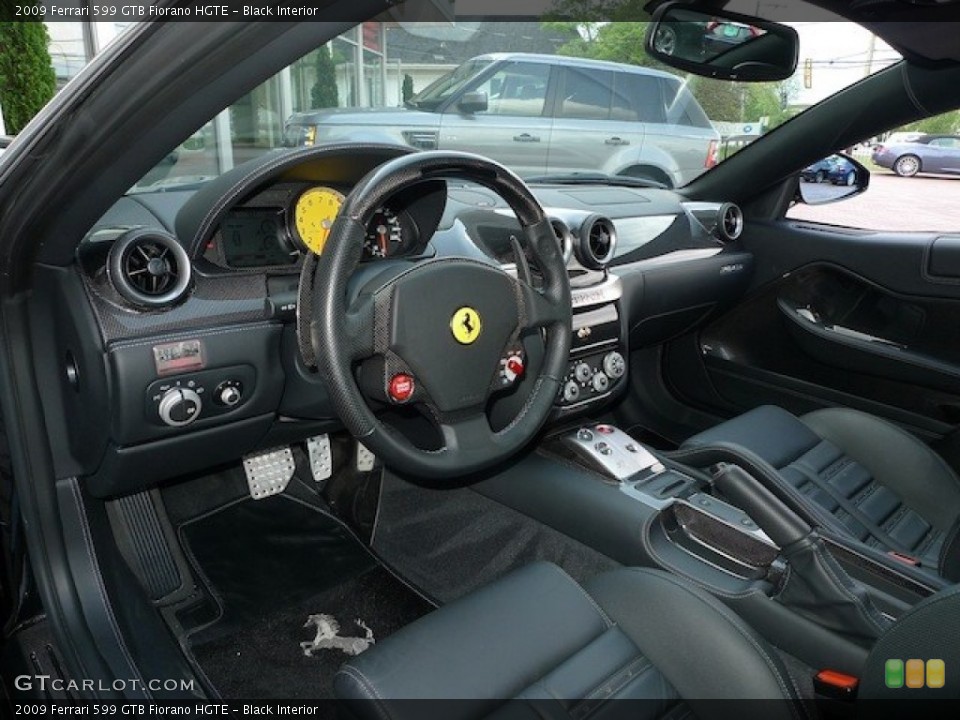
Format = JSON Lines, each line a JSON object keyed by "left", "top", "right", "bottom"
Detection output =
{"left": 179, "top": 495, "right": 432, "bottom": 699}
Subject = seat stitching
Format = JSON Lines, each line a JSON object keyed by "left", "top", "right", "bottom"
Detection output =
{"left": 547, "top": 563, "right": 615, "bottom": 627}
{"left": 582, "top": 655, "right": 652, "bottom": 701}
{"left": 336, "top": 665, "right": 392, "bottom": 720}
{"left": 620, "top": 568, "right": 801, "bottom": 716}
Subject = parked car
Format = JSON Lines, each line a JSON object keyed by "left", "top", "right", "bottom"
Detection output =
{"left": 801, "top": 154, "right": 858, "bottom": 185}
{"left": 284, "top": 53, "right": 720, "bottom": 187}
{"left": 872, "top": 134, "right": 960, "bottom": 177}
{"left": 702, "top": 20, "right": 764, "bottom": 54}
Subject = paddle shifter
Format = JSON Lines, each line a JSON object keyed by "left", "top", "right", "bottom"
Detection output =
{"left": 713, "top": 463, "right": 892, "bottom": 645}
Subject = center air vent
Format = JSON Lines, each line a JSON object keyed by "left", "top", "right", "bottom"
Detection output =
{"left": 576, "top": 215, "right": 618, "bottom": 270}
{"left": 107, "top": 229, "right": 192, "bottom": 308}
{"left": 717, "top": 203, "right": 744, "bottom": 243}
{"left": 549, "top": 218, "right": 575, "bottom": 265}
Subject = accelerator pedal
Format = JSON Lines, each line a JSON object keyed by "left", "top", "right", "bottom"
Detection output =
{"left": 243, "top": 446, "right": 296, "bottom": 500}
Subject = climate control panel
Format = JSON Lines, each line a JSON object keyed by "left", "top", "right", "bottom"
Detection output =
{"left": 146, "top": 364, "right": 256, "bottom": 428}
{"left": 557, "top": 349, "right": 626, "bottom": 408}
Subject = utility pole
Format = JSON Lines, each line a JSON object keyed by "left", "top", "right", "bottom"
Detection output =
{"left": 864, "top": 33, "right": 877, "bottom": 77}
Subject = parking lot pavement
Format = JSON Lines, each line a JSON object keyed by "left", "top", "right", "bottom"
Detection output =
{"left": 789, "top": 172, "right": 960, "bottom": 233}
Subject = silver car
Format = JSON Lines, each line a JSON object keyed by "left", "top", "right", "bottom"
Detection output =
{"left": 872, "top": 134, "right": 960, "bottom": 177}
{"left": 284, "top": 53, "right": 720, "bottom": 188}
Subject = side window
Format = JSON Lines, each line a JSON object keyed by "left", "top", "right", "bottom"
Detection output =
{"left": 661, "top": 78, "right": 712, "bottom": 129}
{"left": 787, "top": 111, "right": 960, "bottom": 233}
{"left": 471, "top": 62, "right": 550, "bottom": 117}
{"left": 612, "top": 72, "right": 666, "bottom": 123}
{"left": 558, "top": 67, "right": 614, "bottom": 121}
{"left": 929, "top": 138, "right": 960, "bottom": 149}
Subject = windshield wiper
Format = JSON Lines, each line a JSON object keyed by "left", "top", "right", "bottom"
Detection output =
{"left": 525, "top": 172, "right": 668, "bottom": 190}
{"left": 127, "top": 176, "right": 215, "bottom": 194}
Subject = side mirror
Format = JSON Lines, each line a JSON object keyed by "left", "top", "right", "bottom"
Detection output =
{"left": 645, "top": 2, "right": 799, "bottom": 82}
{"left": 457, "top": 91, "right": 488, "bottom": 114}
{"left": 797, "top": 154, "right": 870, "bottom": 205}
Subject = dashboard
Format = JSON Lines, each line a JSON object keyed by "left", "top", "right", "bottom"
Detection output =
{"left": 52, "top": 144, "right": 753, "bottom": 498}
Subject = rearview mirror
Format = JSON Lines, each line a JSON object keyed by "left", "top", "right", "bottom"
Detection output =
{"left": 457, "top": 91, "right": 488, "bottom": 114}
{"left": 797, "top": 154, "right": 870, "bottom": 205}
{"left": 646, "top": 2, "right": 799, "bottom": 82}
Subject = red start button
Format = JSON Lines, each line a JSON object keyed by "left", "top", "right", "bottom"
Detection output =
{"left": 388, "top": 374, "right": 415, "bottom": 403}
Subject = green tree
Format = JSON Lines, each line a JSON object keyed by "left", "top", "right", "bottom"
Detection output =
{"left": 310, "top": 45, "right": 339, "bottom": 109}
{"left": 899, "top": 110, "right": 960, "bottom": 136}
{"left": 402, "top": 74, "right": 415, "bottom": 103}
{"left": 0, "top": 12, "right": 57, "bottom": 134}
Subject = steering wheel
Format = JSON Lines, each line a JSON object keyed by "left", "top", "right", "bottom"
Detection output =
{"left": 301, "top": 151, "right": 572, "bottom": 479}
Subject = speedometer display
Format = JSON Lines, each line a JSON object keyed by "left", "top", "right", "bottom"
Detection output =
{"left": 363, "top": 207, "right": 404, "bottom": 259}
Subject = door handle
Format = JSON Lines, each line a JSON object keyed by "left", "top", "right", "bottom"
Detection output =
{"left": 605, "top": 136, "right": 630, "bottom": 146}
{"left": 513, "top": 133, "right": 540, "bottom": 143}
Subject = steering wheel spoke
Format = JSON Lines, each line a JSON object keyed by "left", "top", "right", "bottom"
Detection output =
{"left": 520, "top": 281, "right": 568, "bottom": 330}
{"left": 344, "top": 292, "right": 377, "bottom": 361}
{"left": 440, "top": 412, "right": 499, "bottom": 463}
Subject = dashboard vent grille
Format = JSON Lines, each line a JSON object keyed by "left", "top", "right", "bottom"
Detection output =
{"left": 577, "top": 215, "right": 617, "bottom": 270}
{"left": 402, "top": 131, "right": 439, "bottom": 150}
{"left": 108, "top": 230, "right": 192, "bottom": 308}
{"left": 718, "top": 203, "right": 744, "bottom": 243}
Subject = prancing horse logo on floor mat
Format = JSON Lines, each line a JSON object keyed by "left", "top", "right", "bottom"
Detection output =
{"left": 301, "top": 614, "right": 375, "bottom": 657}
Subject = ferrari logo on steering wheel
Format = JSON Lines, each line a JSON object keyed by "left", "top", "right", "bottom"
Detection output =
{"left": 451, "top": 307, "right": 482, "bottom": 345}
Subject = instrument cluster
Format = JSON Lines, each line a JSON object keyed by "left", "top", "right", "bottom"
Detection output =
{"left": 207, "top": 183, "right": 421, "bottom": 270}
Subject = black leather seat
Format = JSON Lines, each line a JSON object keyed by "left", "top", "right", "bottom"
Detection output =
{"left": 678, "top": 405, "right": 960, "bottom": 578}
{"left": 335, "top": 562, "right": 804, "bottom": 720}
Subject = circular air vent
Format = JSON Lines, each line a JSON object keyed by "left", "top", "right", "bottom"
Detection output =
{"left": 107, "top": 229, "right": 192, "bottom": 308}
{"left": 576, "top": 215, "right": 617, "bottom": 270}
{"left": 717, "top": 203, "right": 744, "bottom": 243}
{"left": 549, "top": 218, "right": 575, "bottom": 265}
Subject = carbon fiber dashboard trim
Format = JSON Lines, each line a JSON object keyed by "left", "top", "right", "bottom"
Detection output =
{"left": 82, "top": 268, "right": 268, "bottom": 344}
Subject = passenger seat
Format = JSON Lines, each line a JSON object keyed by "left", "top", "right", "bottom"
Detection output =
{"left": 678, "top": 405, "right": 960, "bottom": 580}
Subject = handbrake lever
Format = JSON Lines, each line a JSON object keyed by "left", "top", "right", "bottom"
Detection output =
{"left": 711, "top": 463, "right": 811, "bottom": 548}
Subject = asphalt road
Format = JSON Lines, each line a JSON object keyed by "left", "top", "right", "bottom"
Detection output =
{"left": 789, "top": 172, "right": 960, "bottom": 233}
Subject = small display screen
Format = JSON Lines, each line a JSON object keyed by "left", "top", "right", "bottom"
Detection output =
{"left": 221, "top": 208, "right": 297, "bottom": 268}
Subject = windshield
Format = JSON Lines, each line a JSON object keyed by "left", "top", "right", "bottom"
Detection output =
{"left": 132, "top": 17, "right": 900, "bottom": 193}
{"left": 408, "top": 58, "right": 494, "bottom": 110}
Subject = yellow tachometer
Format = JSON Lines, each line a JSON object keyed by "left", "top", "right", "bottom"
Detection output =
{"left": 293, "top": 186, "right": 344, "bottom": 255}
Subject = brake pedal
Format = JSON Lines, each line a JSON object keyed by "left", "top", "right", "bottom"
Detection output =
{"left": 357, "top": 442, "right": 376, "bottom": 472}
{"left": 243, "top": 446, "right": 295, "bottom": 500}
{"left": 307, "top": 434, "right": 333, "bottom": 487}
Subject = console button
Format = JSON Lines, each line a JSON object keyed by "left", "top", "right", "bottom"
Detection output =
{"left": 603, "top": 351, "right": 626, "bottom": 379}
{"left": 592, "top": 372, "right": 609, "bottom": 393}
{"left": 158, "top": 387, "right": 202, "bottom": 428}
{"left": 595, "top": 442, "right": 613, "bottom": 456}
{"left": 574, "top": 362, "right": 593, "bottom": 383}
{"left": 576, "top": 427, "right": 593, "bottom": 442}
{"left": 564, "top": 381, "right": 581, "bottom": 404}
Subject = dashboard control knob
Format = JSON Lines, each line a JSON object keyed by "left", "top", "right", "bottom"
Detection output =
{"left": 574, "top": 362, "right": 593, "bottom": 383}
{"left": 576, "top": 427, "right": 593, "bottom": 441}
{"left": 218, "top": 385, "right": 242, "bottom": 407}
{"left": 158, "top": 388, "right": 202, "bottom": 427}
{"left": 592, "top": 372, "right": 610, "bottom": 393}
{"left": 603, "top": 351, "right": 626, "bottom": 380}
{"left": 564, "top": 381, "right": 581, "bottom": 403}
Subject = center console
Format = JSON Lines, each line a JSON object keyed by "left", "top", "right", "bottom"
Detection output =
{"left": 474, "top": 420, "right": 946, "bottom": 673}
{"left": 554, "top": 276, "right": 628, "bottom": 415}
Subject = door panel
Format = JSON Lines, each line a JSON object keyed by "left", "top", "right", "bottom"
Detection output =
{"left": 664, "top": 220, "right": 960, "bottom": 439}
{"left": 439, "top": 61, "right": 553, "bottom": 176}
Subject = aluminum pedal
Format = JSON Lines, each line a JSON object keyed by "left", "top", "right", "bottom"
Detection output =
{"left": 356, "top": 442, "right": 376, "bottom": 472}
{"left": 307, "top": 434, "right": 333, "bottom": 486}
{"left": 243, "top": 446, "right": 295, "bottom": 500}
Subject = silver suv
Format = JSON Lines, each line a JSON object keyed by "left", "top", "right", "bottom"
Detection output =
{"left": 284, "top": 53, "right": 720, "bottom": 188}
